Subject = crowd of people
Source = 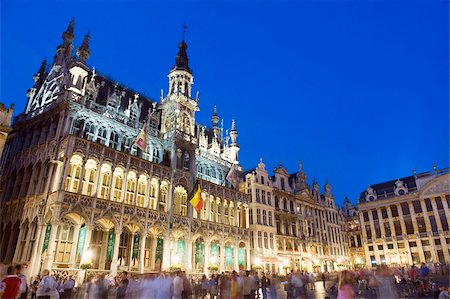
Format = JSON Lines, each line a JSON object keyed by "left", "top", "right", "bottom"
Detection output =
{"left": 333, "top": 263, "right": 450, "bottom": 299}
{"left": 1, "top": 263, "right": 449, "bottom": 299}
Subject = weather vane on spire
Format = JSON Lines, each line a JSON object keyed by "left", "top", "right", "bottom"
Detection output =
{"left": 182, "top": 22, "right": 188, "bottom": 40}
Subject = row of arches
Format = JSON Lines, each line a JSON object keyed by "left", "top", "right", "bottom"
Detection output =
{"left": 71, "top": 116, "right": 162, "bottom": 163}
{"left": 65, "top": 154, "right": 248, "bottom": 227}
{"left": 0, "top": 211, "right": 249, "bottom": 274}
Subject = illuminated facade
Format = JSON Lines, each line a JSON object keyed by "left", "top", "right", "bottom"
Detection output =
{"left": 357, "top": 168, "right": 450, "bottom": 268}
{"left": 0, "top": 20, "right": 350, "bottom": 280}
{"left": 0, "top": 20, "right": 250, "bottom": 279}
{"left": 241, "top": 160, "right": 349, "bottom": 274}
{"left": 0, "top": 102, "right": 14, "bottom": 164}
{"left": 342, "top": 198, "right": 364, "bottom": 269}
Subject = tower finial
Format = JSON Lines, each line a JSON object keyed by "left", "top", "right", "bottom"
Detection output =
{"left": 77, "top": 31, "right": 91, "bottom": 63}
{"left": 182, "top": 23, "right": 187, "bottom": 40}
{"left": 174, "top": 38, "right": 190, "bottom": 72}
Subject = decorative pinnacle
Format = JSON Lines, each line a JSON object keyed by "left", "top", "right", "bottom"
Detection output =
{"left": 38, "top": 58, "right": 47, "bottom": 74}
{"left": 62, "top": 18, "right": 75, "bottom": 42}
{"left": 231, "top": 119, "right": 236, "bottom": 131}
{"left": 77, "top": 31, "right": 91, "bottom": 63}
{"left": 213, "top": 105, "right": 217, "bottom": 116}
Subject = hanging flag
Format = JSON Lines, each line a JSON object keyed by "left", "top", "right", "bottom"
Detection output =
{"left": 189, "top": 181, "right": 203, "bottom": 214}
{"left": 134, "top": 123, "right": 148, "bottom": 152}
{"left": 226, "top": 164, "right": 238, "bottom": 188}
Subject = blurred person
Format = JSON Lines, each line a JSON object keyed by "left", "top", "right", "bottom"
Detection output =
{"left": 173, "top": 271, "right": 184, "bottom": 299}
{"left": 115, "top": 271, "right": 129, "bottom": 299}
{"left": 230, "top": 272, "right": 241, "bottom": 299}
{"left": 337, "top": 270, "right": 355, "bottom": 299}
{"left": 438, "top": 287, "right": 450, "bottom": 299}
{"left": 14, "top": 265, "right": 27, "bottom": 299}
{"left": 60, "top": 275, "right": 75, "bottom": 299}
{"left": 31, "top": 275, "right": 40, "bottom": 299}
{"left": 36, "top": 269, "right": 58, "bottom": 299}
{"left": 260, "top": 273, "right": 269, "bottom": 299}
{"left": 209, "top": 274, "right": 218, "bottom": 299}
{"left": 375, "top": 265, "right": 397, "bottom": 299}
{"left": 0, "top": 266, "right": 21, "bottom": 299}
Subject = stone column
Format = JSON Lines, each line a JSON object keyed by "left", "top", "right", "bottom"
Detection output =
{"left": 246, "top": 244, "right": 251, "bottom": 270}
{"left": 128, "top": 233, "right": 135, "bottom": 270}
{"left": 139, "top": 233, "right": 147, "bottom": 273}
{"left": 21, "top": 223, "right": 34, "bottom": 262}
{"left": 162, "top": 234, "right": 171, "bottom": 271}
{"left": 50, "top": 161, "right": 64, "bottom": 193}
{"left": 98, "top": 230, "right": 109, "bottom": 270}
{"left": 29, "top": 223, "right": 45, "bottom": 276}
{"left": 145, "top": 178, "right": 151, "bottom": 208}
{"left": 150, "top": 237, "right": 157, "bottom": 271}
{"left": 204, "top": 239, "right": 210, "bottom": 275}
{"left": 69, "top": 224, "right": 81, "bottom": 268}
{"left": 110, "top": 229, "right": 122, "bottom": 276}
{"left": 233, "top": 242, "right": 239, "bottom": 271}
{"left": 41, "top": 222, "right": 59, "bottom": 270}
{"left": 219, "top": 239, "right": 225, "bottom": 272}
{"left": 186, "top": 237, "right": 193, "bottom": 273}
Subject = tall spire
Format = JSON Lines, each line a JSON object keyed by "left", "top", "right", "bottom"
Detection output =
{"left": 62, "top": 18, "right": 75, "bottom": 44}
{"left": 174, "top": 39, "right": 190, "bottom": 72}
{"left": 77, "top": 31, "right": 91, "bottom": 63}
{"left": 212, "top": 105, "right": 219, "bottom": 136}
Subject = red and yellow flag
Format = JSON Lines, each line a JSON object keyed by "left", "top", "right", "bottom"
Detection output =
{"left": 134, "top": 124, "right": 147, "bottom": 152}
{"left": 189, "top": 181, "right": 203, "bottom": 214}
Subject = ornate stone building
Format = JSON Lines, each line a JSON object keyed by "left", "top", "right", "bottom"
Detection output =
{"left": 0, "top": 102, "right": 14, "bottom": 165}
{"left": 0, "top": 20, "right": 251, "bottom": 279}
{"left": 241, "top": 160, "right": 349, "bottom": 274}
{"left": 342, "top": 198, "right": 364, "bottom": 269}
{"left": 357, "top": 167, "right": 450, "bottom": 268}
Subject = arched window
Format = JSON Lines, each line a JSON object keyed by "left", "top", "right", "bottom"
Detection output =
{"left": 159, "top": 184, "right": 168, "bottom": 212}
{"left": 261, "top": 176, "right": 264, "bottom": 185}
{"left": 224, "top": 202, "right": 229, "bottom": 225}
{"left": 229, "top": 204, "right": 235, "bottom": 226}
{"left": 110, "top": 131, "right": 119, "bottom": 149}
{"left": 184, "top": 153, "right": 190, "bottom": 171}
{"left": 275, "top": 196, "right": 279, "bottom": 209}
{"left": 290, "top": 201, "right": 294, "bottom": 213}
{"left": 65, "top": 155, "right": 83, "bottom": 193}
{"left": 174, "top": 186, "right": 187, "bottom": 216}
{"left": 99, "top": 164, "right": 111, "bottom": 199}
{"left": 72, "top": 118, "right": 84, "bottom": 137}
{"left": 153, "top": 147, "right": 160, "bottom": 163}
{"left": 125, "top": 172, "right": 136, "bottom": 205}
{"left": 83, "top": 122, "right": 96, "bottom": 141}
{"left": 81, "top": 159, "right": 97, "bottom": 196}
{"left": 210, "top": 199, "right": 215, "bottom": 222}
{"left": 97, "top": 127, "right": 108, "bottom": 145}
{"left": 113, "top": 168, "right": 124, "bottom": 202}
{"left": 137, "top": 176, "right": 147, "bottom": 207}
{"left": 283, "top": 198, "right": 288, "bottom": 210}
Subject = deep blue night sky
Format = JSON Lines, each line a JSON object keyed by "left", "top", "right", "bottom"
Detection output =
{"left": 1, "top": 0, "right": 448, "bottom": 206}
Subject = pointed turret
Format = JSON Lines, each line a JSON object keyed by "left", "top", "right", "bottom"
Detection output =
{"left": 212, "top": 105, "right": 220, "bottom": 137}
{"left": 77, "top": 31, "right": 91, "bottom": 63}
{"left": 229, "top": 119, "right": 240, "bottom": 162}
{"left": 174, "top": 39, "right": 190, "bottom": 73}
{"left": 167, "top": 39, "right": 194, "bottom": 97}
{"left": 33, "top": 58, "right": 47, "bottom": 85}
{"left": 62, "top": 18, "right": 75, "bottom": 44}
{"left": 55, "top": 19, "right": 75, "bottom": 65}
